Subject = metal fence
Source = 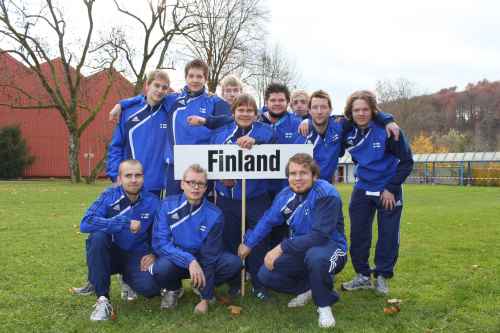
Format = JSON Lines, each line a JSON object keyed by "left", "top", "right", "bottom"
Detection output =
{"left": 338, "top": 152, "right": 500, "bottom": 186}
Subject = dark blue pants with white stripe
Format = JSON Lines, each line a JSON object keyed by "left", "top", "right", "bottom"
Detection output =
{"left": 152, "top": 252, "right": 241, "bottom": 291}
{"left": 257, "top": 241, "right": 347, "bottom": 307}
{"left": 217, "top": 194, "right": 272, "bottom": 290}
{"left": 87, "top": 231, "right": 161, "bottom": 298}
{"left": 348, "top": 187, "right": 403, "bottom": 279}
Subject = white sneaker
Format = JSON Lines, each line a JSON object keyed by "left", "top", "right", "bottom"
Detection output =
{"left": 160, "top": 288, "right": 185, "bottom": 309}
{"left": 288, "top": 290, "right": 312, "bottom": 308}
{"left": 118, "top": 275, "right": 137, "bottom": 301}
{"left": 317, "top": 306, "right": 336, "bottom": 328}
{"left": 90, "top": 296, "right": 114, "bottom": 321}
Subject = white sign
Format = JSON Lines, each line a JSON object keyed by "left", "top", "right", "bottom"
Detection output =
{"left": 174, "top": 144, "right": 314, "bottom": 180}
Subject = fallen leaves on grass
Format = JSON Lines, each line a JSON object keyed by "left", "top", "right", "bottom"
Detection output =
{"left": 228, "top": 305, "right": 242, "bottom": 316}
{"left": 384, "top": 299, "right": 402, "bottom": 315}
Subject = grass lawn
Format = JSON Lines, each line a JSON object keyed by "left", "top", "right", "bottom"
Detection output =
{"left": 0, "top": 181, "right": 499, "bottom": 333}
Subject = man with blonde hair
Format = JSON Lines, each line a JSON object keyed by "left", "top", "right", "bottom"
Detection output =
{"left": 290, "top": 89, "right": 310, "bottom": 119}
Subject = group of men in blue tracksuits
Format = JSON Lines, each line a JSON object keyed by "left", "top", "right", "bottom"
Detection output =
{"left": 74, "top": 58, "right": 414, "bottom": 329}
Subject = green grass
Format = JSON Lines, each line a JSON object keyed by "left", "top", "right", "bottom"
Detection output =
{"left": 0, "top": 181, "right": 499, "bottom": 333}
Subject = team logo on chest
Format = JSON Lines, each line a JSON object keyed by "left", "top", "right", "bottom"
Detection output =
{"left": 200, "top": 107, "right": 207, "bottom": 114}
{"left": 160, "top": 123, "right": 167, "bottom": 129}
{"left": 199, "top": 225, "right": 207, "bottom": 232}
{"left": 131, "top": 116, "right": 140, "bottom": 122}
{"left": 284, "top": 132, "right": 293, "bottom": 139}
{"left": 141, "top": 213, "right": 150, "bottom": 219}
{"left": 171, "top": 212, "right": 180, "bottom": 220}
{"left": 113, "top": 204, "right": 120, "bottom": 211}
{"left": 372, "top": 141, "right": 383, "bottom": 149}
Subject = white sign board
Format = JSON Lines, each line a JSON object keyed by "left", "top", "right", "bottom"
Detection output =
{"left": 174, "top": 144, "right": 314, "bottom": 180}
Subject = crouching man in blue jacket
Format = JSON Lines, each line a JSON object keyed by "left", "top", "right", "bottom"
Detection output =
{"left": 238, "top": 153, "right": 348, "bottom": 329}
{"left": 80, "top": 160, "right": 162, "bottom": 321}
{"left": 151, "top": 164, "right": 241, "bottom": 314}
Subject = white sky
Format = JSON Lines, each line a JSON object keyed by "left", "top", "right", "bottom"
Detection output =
{"left": 265, "top": 0, "right": 500, "bottom": 112}
{"left": 11, "top": 0, "right": 500, "bottom": 113}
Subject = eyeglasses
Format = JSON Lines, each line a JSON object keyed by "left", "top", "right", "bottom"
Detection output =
{"left": 183, "top": 180, "right": 207, "bottom": 189}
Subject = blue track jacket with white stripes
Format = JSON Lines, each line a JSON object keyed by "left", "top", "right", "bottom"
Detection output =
{"left": 107, "top": 95, "right": 176, "bottom": 192}
{"left": 80, "top": 186, "right": 161, "bottom": 253}
{"left": 118, "top": 87, "right": 232, "bottom": 165}
{"left": 152, "top": 194, "right": 225, "bottom": 298}
{"left": 244, "top": 179, "right": 347, "bottom": 254}
{"left": 344, "top": 122, "right": 414, "bottom": 193}
{"left": 210, "top": 121, "right": 277, "bottom": 200}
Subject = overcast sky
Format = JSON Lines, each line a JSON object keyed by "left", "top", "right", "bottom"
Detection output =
{"left": 265, "top": 0, "right": 500, "bottom": 112}
{"left": 26, "top": 0, "right": 500, "bottom": 113}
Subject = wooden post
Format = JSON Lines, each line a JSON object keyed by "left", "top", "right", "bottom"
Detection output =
{"left": 241, "top": 178, "right": 246, "bottom": 296}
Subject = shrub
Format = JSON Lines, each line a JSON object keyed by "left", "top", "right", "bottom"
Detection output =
{"left": 0, "top": 125, "right": 35, "bottom": 178}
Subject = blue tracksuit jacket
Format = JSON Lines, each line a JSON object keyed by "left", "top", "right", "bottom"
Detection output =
{"left": 80, "top": 186, "right": 161, "bottom": 253}
{"left": 210, "top": 121, "right": 277, "bottom": 200}
{"left": 294, "top": 117, "right": 344, "bottom": 182}
{"left": 345, "top": 121, "right": 414, "bottom": 193}
{"left": 244, "top": 179, "right": 347, "bottom": 254}
{"left": 107, "top": 95, "right": 176, "bottom": 192}
{"left": 152, "top": 194, "right": 225, "bottom": 296}
{"left": 119, "top": 87, "right": 232, "bottom": 164}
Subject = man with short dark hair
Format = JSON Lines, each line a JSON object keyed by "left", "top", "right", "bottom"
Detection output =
{"left": 238, "top": 153, "right": 347, "bottom": 329}
{"left": 80, "top": 160, "right": 162, "bottom": 321}
{"left": 151, "top": 164, "right": 241, "bottom": 314}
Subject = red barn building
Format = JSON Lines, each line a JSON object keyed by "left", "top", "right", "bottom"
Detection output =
{"left": 0, "top": 53, "right": 134, "bottom": 178}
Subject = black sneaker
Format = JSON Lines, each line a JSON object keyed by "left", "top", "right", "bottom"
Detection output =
{"left": 71, "top": 281, "right": 95, "bottom": 296}
{"left": 252, "top": 287, "right": 270, "bottom": 301}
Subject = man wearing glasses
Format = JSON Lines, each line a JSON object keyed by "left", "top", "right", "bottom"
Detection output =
{"left": 151, "top": 164, "right": 241, "bottom": 314}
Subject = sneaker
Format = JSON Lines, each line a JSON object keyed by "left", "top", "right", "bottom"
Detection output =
{"left": 317, "top": 306, "right": 336, "bottom": 328}
{"left": 90, "top": 296, "right": 114, "bottom": 321}
{"left": 341, "top": 273, "right": 373, "bottom": 291}
{"left": 120, "top": 281, "right": 138, "bottom": 301}
{"left": 374, "top": 275, "right": 389, "bottom": 295}
{"left": 71, "top": 281, "right": 95, "bottom": 296}
{"left": 160, "top": 288, "right": 184, "bottom": 309}
{"left": 252, "top": 287, "right": 270, "bottom": 301}
{"left": 288, "top": 290, "right": 312, "bottom": 308}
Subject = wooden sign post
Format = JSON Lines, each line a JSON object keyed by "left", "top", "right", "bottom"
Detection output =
{"left": 174, "top": 144, "right": 313, "bottom": 296}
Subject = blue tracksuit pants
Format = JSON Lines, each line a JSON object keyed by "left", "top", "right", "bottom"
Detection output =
{"left": 87, "top": 231, "right": 161, "bottom": 298}
{"left": 217, "top": 194, "right": 272, "bottom": 290}
{"left": 257, "top": 241, "right": 347, "bottom": 307}
{"left": 152, "top": 252, "right": 241, "bottom": 290}
{"left": 348, "top": 187, "right": 403, "bottom": 278}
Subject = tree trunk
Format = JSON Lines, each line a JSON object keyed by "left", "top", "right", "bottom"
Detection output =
{"left": 68, "top": 132, "right": 81, "bottom": 183}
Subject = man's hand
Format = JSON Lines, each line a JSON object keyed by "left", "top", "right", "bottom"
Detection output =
{"left": 194, "top": 299, "right": 209, "bottom": 314}
{"left": 236, "top": 136, "right": 256, "bottom": 149}
{"left": 298, "top": 119, "right": 309, "bottom": 136}
{"left": 238, "top": 243, "right": 252, "bottom": 260}
{"left": 109, "top": 104, "right": 122, "bottom": 122}
{"left": 129, "top": 219, "right": 141, "bottom": 233}
{"left": 189, "top": 260, "right": 206, "bottom": 289}
{"left": 381, "top": 190, "right": 396, "bottom": 210}
{"left": 385, "top": 122, "right": 400, "bottom": 141}
{"left": 187, "top": 115, "right": 207, "bottom": 126}
{"left": 264, "top": 244, "right": 283, "bottom": 271}
{"left": 140, "top": 254, "right": 155, "bottom": 271}
{"left": 222, "top": 179, "right": 236, "bottom": 188}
